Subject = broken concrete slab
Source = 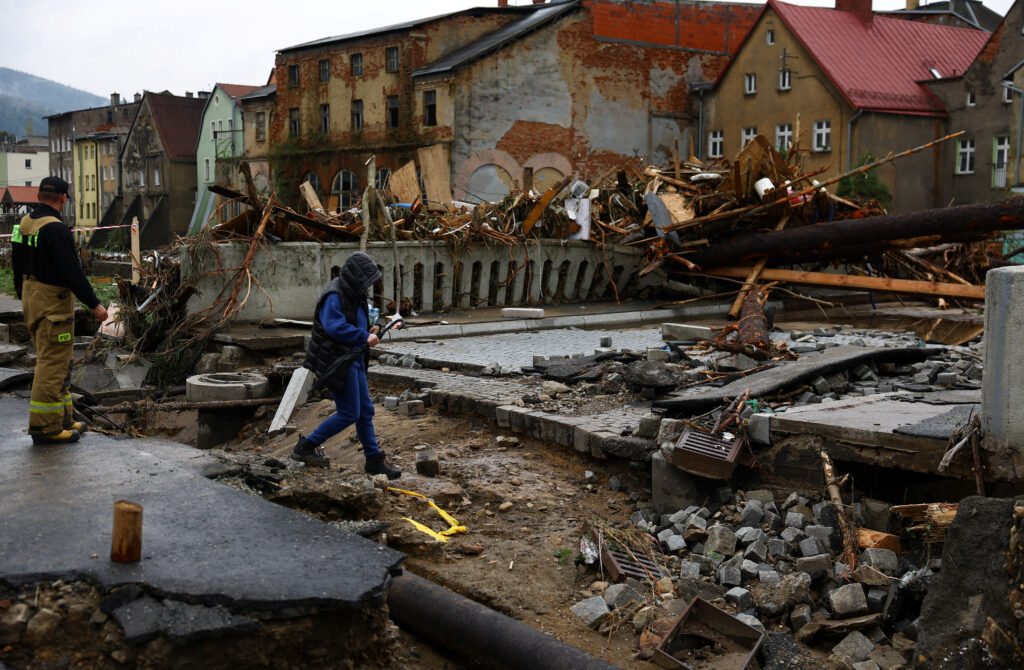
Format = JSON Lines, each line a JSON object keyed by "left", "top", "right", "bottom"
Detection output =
{"left": 763, "top": 391, "right": 981, "bottom": 477}
{"left": 661, "top": 323, "right": 714, "bottom": 342}
{"left": 0, "top": 397, "right": 403, "bottom": 610}
{"left": 654, "top": 345, "right": 934, "bottom": 414}
{"left": 0, "top": 368, "right": 33, "bottom": 390}
{"left": 0, "top": 344, "right": 28, "bottom": 366}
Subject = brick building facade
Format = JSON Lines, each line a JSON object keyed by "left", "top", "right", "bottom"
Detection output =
{"left": 262, "top": 0, "right": 758, "bottom": 209}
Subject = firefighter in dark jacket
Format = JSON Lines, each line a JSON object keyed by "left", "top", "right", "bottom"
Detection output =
{"left": 292, "top": 252, "right": 401, "bottom": 479}
{"left": 13, "top": 177, "right": 108, "bottom": 444}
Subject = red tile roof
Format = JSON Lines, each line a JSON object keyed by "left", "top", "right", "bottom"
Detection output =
{"left": 2, "top": 185, "right": 39, "bottom": 203}
{"left": 727, "top": 0, "right": 990, "bottom": 115}
{"left": 146, "top": 92, "right": 205, "bottom": 161}
{"left": 217, "top": 83, "right": 262, "bottom": 100}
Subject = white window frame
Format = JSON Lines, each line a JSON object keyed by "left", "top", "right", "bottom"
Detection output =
{"left": 994, "top": 136, "right": 1009, "bottom": 187}
{"left": 766, "top": 29, "right": 775, "bottom": 45}
{"left": 813, "top": 120, "right": 831, "bottom": 152}
{"left": 779, "top": 69, "right": 791, "bottom": 91}
{"left": 967, "top": 90, "right": 976, "bottom": 106}
{"left": 154, "top": 166, "right": 161, "bottom": 187}
{"left": 1003, "top": 83, "right": 1013, "bottom": 104}
{"left": 741, "top": 127, "right": 757, "bottom": 147}
{"left": 956, "top": 138, "right": 975, "bottom": 174}
{"left": 210, "top": 121, "right": 216, "bottom": 141}
{"left": 708, "top": 130, "right": 724, "bottom": 158}
{"left": 775, "top": 123, "right": 793, "bottom": 152}
{"left": 744, "top": 73, "right": 756, "bottom": 95}
{"left": 204, "top": 158, "right": 210, "bottom": 182}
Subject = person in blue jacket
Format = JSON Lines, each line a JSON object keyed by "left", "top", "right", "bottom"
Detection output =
{"left": 292, "top": 252, "right": 400, "bottom": 479}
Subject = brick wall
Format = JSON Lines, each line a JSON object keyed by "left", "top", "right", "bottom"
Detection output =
{"left": 585, "top": 0, "right": 760, "bottom": 53}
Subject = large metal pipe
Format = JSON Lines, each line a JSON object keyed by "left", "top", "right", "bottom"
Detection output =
{"left": 387, "top": 572, "right": 621, "bottom": 670}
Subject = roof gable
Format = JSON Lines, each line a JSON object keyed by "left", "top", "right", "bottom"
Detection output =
{"left": 2, "top": 185, "right": 38, "bottom": 203}
{"left": 144, "top": 92, "right": 205, "bottom": 161}
{"left": 217, "top": 83, "right": 261, "bottom": 100}
{"left": 721, "top": 0, "right": 990, "bottom": 115}
{"left": 414, "top": 1, "right": 580, "bottom": 78}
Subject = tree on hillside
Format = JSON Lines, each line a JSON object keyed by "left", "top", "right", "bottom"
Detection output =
{"left": 25, "top": 118, "right": 33, "bottom": 136}
{"left": 0, "top": 130, "right": 15, "bottom": 143}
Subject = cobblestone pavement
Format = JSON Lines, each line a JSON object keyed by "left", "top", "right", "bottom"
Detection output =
{"left": 376, "top": 327, "right": 665, "bottom": 372}
{"left": 368, "top": 366, "right": 657, "bottom": 463}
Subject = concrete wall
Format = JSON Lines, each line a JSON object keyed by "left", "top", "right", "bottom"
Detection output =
{"left": 182, "top": 240, "right": 655, "bottom": 322}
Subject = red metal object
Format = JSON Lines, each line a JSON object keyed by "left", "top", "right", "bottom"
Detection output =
{"left": 654, "top": 597, "right": 765, "bottom": 670}
{"left": 670, "top": 428, "right": 744, "bottom": 480}
{"left": 601, "top": 548, "right": 669, "bottom": 583}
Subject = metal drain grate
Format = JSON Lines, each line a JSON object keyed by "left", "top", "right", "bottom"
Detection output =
{"left": 602, "top": 548, "right": 669, "bottom": 583}
{"left": 670, "top": 428, "right": 743, "bottom": 480}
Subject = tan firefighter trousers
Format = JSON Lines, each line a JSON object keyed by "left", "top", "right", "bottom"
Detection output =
{"left": 23, "top": 280, "right": 75, "bottom": 436}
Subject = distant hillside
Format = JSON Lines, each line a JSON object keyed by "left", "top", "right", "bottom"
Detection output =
{"left": 0, "top": 68, "right": 107, "bottom": 138}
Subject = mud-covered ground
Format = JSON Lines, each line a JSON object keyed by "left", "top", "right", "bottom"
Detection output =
{"left": 217, "top": 384, "right": 657, "bottom": 668}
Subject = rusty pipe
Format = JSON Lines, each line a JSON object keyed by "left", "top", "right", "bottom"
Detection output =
{"left": 387, "top": 572, "right": 621, "bottom": 670}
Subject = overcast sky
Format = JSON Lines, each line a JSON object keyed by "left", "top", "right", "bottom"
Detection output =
{"left": 3, "top": 0, "right": 1016, "bottom": 99}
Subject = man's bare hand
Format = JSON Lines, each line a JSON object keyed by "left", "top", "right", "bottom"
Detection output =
{"left": 92, "top": 304, "right": 109, "bottom": 323}
{"left": 367, "top": 333, "right": 380, "bottom": 348}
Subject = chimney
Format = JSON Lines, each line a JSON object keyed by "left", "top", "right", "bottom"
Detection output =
{"left": 906, "top": 0, "right": 919, "bottom": 8}
{"left": 498, "top": 0, "right": 508, "bottom": 6}
{"left": 185, "top": 91, "right": 193, "bottom": 98}
{"left": 836, "top": 0, "right": 872, "bottom": 23}
{"left": 533, "top": 0, "right": 546, "bottom": 3}
{"left": 110, "top": 93, "right": 120, "bottom": 106}
{"left": 134, "top": 92, "right": 141, "bottom": 102}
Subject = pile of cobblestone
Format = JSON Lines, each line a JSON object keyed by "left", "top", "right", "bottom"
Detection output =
{"left": 571, "top": 487, "right": 935, "bottom": 668}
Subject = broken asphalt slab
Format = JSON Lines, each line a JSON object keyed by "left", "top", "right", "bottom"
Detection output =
{"left": 0, "top": 396, "right": 404, "bottom": 611}
{"left": 654, "top": 344, "right": 935, "bottom": 414}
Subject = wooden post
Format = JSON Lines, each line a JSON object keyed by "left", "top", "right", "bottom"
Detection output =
{"left": 522, "top": 167, "right": 533, "bottom": 192}
{"left": 111, "top": 500, "right": 143, "bottom": 563}
{"left": 130, "top": 217, "right": 141, "bottom": 284}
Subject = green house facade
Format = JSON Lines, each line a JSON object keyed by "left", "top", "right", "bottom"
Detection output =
{"left": 189, "top": 83, "right": 259, "bottom": 233}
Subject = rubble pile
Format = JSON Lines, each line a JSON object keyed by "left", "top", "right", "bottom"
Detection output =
{"left": 573, "top": 487, "right": 933, "bottom": 668}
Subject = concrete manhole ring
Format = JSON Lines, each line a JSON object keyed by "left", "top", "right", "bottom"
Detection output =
{"left": 186, "top": 372, "right": 269, "bottom": 402}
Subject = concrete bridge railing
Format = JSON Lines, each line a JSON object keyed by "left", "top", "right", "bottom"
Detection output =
{"left": 182, "top": 239, "right": 658, "bottom": 322}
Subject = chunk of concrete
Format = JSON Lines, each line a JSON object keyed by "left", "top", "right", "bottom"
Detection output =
{"left": 859, "top": 548, "right": 899, "bottom": 576}
{"left": 725, "top": 587, "right": 752, "bottom": 609}
{"left": 570, "top": 596, "right": 610, "bottom": 628}
{"left": 661, "top": 323, "right": 714, "bottom": 342}
{"left": 501, "top": 308, "right": 545, "bottom": 319}
{"left": 833, "top": 630, "right": 875, "bottom": 662}
{"left": 651, "top": 450, "right": 700, "bottom": 514}
{"left": 603, "top": 583, "right": 643, "bottom": 610}
{"left": 399, "top": 400, "right": 426, "bottom": 416}
{"left": 268, "top": 367, "right": 315, "bottom": 435}
{"left": 830, "top": 583, "right": 869, "bottom": 617}
{"left": 415, "top": 451, "right": 440, "bottom": 477}
{"left": 704, "top": 524, "right": 738, "bottom": 558}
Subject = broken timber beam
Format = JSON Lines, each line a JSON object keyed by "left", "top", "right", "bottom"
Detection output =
{"left": 522, "top": 176, "right": 571, "bottom": 235}
{"left": 683, "top": 196, "right": 1024, "bottom": 268}
{"left": 705, "top": 266, "right": 986, "bottom": 300}
{"left": 208, "top": 184, "right": 350, "bottom": 239}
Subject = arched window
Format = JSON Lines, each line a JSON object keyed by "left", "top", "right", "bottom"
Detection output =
{"left": 331, "top": 169, "right": 359, "bottom": 209}
{"left": 376, "top": 167, "right": 392, "bottom": 192}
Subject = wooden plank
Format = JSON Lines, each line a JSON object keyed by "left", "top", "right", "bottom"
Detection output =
{"left": 417, "top": 144, "right": 452, "bottom": 211}
{"left": 389, "top": 160, "right": 421, "bottom": 205}
{"left": 856, "top": 528, "right": 901, "bottom": 554}
{"left": 299, "top": 180, "right": 324, "bottom": 213}
{"left": 728, "top": 215, "right": 790, "bottom": 319}
{"left": 522, "top": 176, "right": 571, "bottom": 235}
{"left": 705, "top": 266, "right": 986, "bottom": 300}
